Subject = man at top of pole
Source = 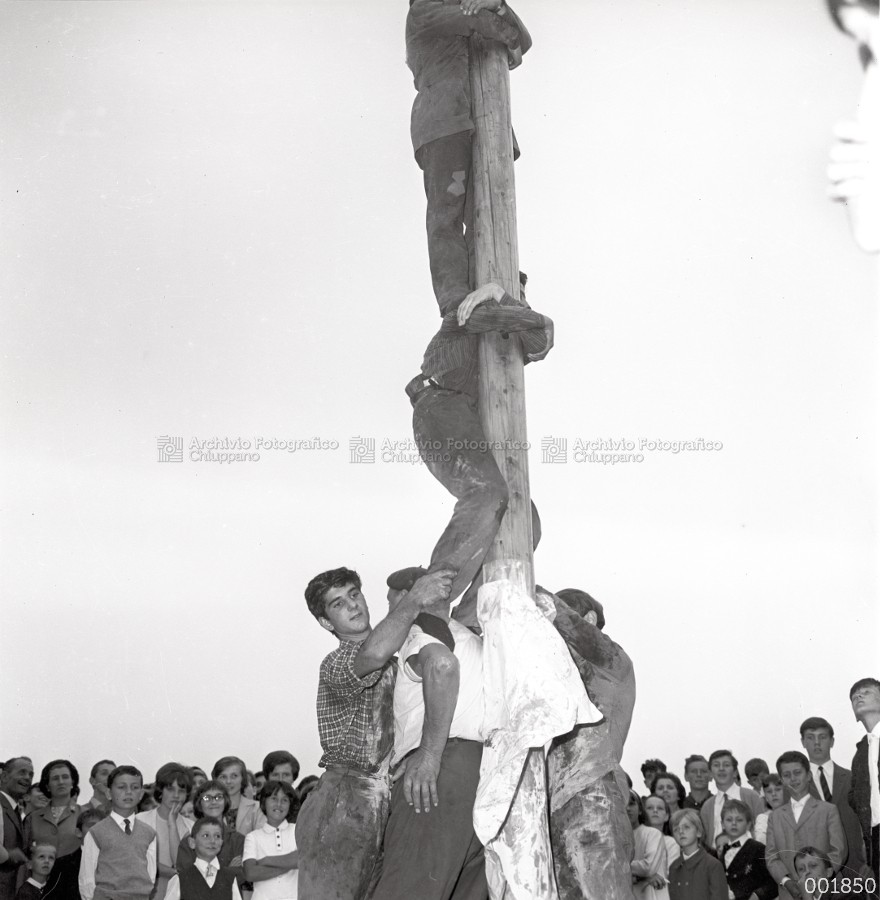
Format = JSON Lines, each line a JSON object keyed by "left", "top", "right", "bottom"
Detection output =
{"left": 406, "top": 0, "right": 532, "bottom": 316}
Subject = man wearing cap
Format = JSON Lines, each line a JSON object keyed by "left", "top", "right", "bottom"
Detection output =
{"left": 298, "top": 565, "right": 453, "bottom": 900}
{"left": 406, "top": 278, "right": 554, "bottom": 624}
{"left": 371, "top": 566, "right": 486, "bottom": 900}
{"left": 537, "top": 586, "right": 637, "bottom": 900}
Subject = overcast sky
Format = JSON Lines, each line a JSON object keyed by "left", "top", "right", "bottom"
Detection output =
{"left": 2, "top": 0, "right": 877, "bottom": 791}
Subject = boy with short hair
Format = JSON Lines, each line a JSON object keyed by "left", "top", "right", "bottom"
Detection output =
{"left": 765, "top": 752, "right": 847, "bottom": 899}
{"left": 702, "top": 750, "right": 766, "bottom": 845}
{"left": 720, "top": 799, "right": 777, "bottom": 900}
{"left": 15, "top": 843, "right": 56, "bottom": 900}
{"left": 793, "top": 847, "right": 850, "bottom": 900}
{"left": 746, "top": 759, "right": 771, "bottom": 795}
{"left": 78, "top": 766, "right": 157, "bottom": 900}
{"left": 641, "top": 759, "right": 667, "bottom": 799}
{"left": 165, "top": 818, "right": 241, "bottom": 900}
{"left": 297, "top": 566, "right": 453, "bottom": 900}
{"left": 683, "top": 755, "right": 714, "bottom": 810}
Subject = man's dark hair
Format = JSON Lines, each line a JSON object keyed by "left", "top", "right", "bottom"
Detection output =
{"left": 262, "top": 751, "right": 300, "bottom": 782}
{"left": 640, "top": 758, "right": 666, "bottom": 777}
{"left": 849, "top": 676, "right": 880, "bottom": 698}
{"left": 107, "top": 765, "right": 143, "bottom": 790}
{"left": 708, "top": 749, "right": 739, "bottom": 769}
{"left": 90, "top": 760, "right": 116, "bottom": 780}
{"left": 555, "top": 588, "right": 605, "bottom": 630}
{"left": 683, "top": 754, "right": 708, "bottom": 774}
{"left": 38, "top": 760, "right": 80, "bottom": 798}
{"left": 305, "top": 567, "right": 362, "bottom": 620}
{"left": 799, "top": 716, "right": 834, "bottom": 738}
{"left": 744, "top": 758, "right": 770, "bottom": 779}
{"left": 776, "top": 750, "right": 811, "bottom": 773}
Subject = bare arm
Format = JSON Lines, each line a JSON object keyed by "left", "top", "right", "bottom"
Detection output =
{"left": 401, "top": 644, "right": 460, "bottom": 814}
{"left": 547, "top": 592, "right": 616, "bottom": 668}
{"left": 353, "top": 570, "right": 454, "bottom": 677}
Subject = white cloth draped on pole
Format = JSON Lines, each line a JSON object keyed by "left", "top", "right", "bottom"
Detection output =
{"left": 474, "top": 575, "right": 602, "bottom": 900}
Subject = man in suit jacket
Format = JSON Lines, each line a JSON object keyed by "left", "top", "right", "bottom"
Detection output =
{"left": 848, "top": 677, "right": 880, "bottom": 886}
{"left": 765, "top": 751, "right": 847, "bottom": 899}
{"left": 801, "top": 716, "right": 869, "bottom": 879}
{"left": 0, "top": 757, "right": 34, "bottom": 900}
{"left": 701, "top": 749, "right": 766, "bottom": 844}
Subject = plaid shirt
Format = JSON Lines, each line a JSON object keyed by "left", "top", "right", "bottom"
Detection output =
{"left": 418, "top": 293, "right": 548, "bottom": 398}
{"left": 316, "top": 639, "right": 396, "bottom": 774}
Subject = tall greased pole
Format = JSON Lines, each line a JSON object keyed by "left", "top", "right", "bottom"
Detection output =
{"left": 469, "top": 32, "right": 558, "bottom": 900}
{"left": 469, "top": 33, "right": 534, "bottom": 598}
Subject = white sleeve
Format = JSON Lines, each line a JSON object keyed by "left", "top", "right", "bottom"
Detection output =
{"left": 78, "top": 831, "right": 99, "bottom": 900}
{"left": 165, "top": 875, "right": 180, "bottom": 900}
{"left": 400, "top": 627, "right": 442, "bottom": 682}
{"left": 243, "top": 831, "right": 258, "bottom": 862}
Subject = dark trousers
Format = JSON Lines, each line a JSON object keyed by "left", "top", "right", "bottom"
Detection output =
{"left": 871, "top": 824, "right": 879, "bottom": 895}
{"left": 417, "top": 131, "right": 474, "bottom": 315}
{"left": 295, "top": 767, "right": 390, "bottom": 900}
{"left": 413, "top": 388, "right": 509, "bottom": 606}
{"left": 370, "top": 740, "right": 487, "bottom": 900}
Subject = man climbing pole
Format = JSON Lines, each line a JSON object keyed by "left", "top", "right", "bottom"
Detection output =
{"left": 406, "top": 0, "right": 531, "bottom": 315}
{"left": 405, "top": 279, "right": 553, "bottom": 608}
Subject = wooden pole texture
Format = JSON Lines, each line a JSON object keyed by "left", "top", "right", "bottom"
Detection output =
{"left": 469, "top": 34, "right": 534, "bottom": 598}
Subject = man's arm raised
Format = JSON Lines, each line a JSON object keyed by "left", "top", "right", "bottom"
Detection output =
{"left": 353, "top": 570, "right": 454, "bottom": 677}
{"left": 400, "top": 644, "right": 460, "bottom": 815}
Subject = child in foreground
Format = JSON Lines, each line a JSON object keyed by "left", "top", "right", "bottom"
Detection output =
{"left": 242, "top": 782, "right": 299, "bottom": 900}
{"left": 667, "top": 808, "right": 727, "bottom": 900}
{"left": 165, "top": 818, "right": 241, "bottom": 900}
{"left": 719, "top": 799, "right": 777, "bottom": 900}
{"left": 16, "top": 842, "right": 56, "bottom": 900}
{"left": 78, "top": 766, "right": 157, "bottom": 900}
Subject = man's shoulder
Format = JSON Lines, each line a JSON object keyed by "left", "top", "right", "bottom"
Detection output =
{"left": 319, "top": 641, "right": 359, "bottom": 671}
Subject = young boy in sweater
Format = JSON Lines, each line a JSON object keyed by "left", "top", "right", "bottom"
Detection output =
{"left": 78, "top": 766, "right": 157, "bottom": 900}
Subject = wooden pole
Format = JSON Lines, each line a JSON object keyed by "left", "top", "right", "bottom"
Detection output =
{"left": 469, "top": 34, "right": 534, "bottom": 598}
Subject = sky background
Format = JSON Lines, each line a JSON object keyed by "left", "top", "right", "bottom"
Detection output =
{"left": 2, "top": 0, "right": 878, "bottom": 793}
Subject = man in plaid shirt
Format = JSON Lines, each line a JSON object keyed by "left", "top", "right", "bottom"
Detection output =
{"left": 296, "top": 566, "right": 453, "bottom": 900}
